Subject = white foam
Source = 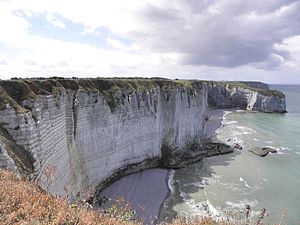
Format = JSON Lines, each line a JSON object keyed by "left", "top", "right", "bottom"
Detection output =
{"left": 236, "top": 126, "right": 254, "bottom": 131}
{"left": 279, "top": 146, "right": 291, "bottom": 151}
{"left": 225, "top": 199, "right": 258, "bottom": 209}
{"left": 219, "top": 111, "right": 232, "bottom": 126}
{"left": 239, "top": 177, "right": 252, "bottom": 188}
{"left": 207, "top": 200, "right": 220, "bottom": 217}
{"left": 265, "top": 146, "right": 290, "bottom": 155}
{"left": 186, "top": 199, "right": 221, "bottom": 218}
{"left": 179, "top": 191, "right": 189, "bottom": 200}
{"left": 185, "top": 181, "right": 206, "bottom": 188}
{"left": 224, "top": 120, "right": 238, "bottom": 125}
{"left": 212, "top": 173, "right": 222, "bottom": 179}
{"left": 219, "top": 182, "right": 239, "bottom": 191}
{"left": 244, "top": 182, "right": 251, "bottom": 189}
{"left": 167, "top": 169, "right": 176, "bottom": 194}
{"left": 224, "top": 125, "right": 256, "bottom": 136}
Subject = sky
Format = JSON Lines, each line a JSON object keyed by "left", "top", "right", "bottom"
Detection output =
{"left": 0, "top": 0, "right": 300, "bottom": 84}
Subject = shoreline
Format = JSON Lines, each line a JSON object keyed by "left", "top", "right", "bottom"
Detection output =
{"left": 158, "top": 109, "right": 228, "bottom": 223}
{"left": 99, "top": 168, "right": 170, "bottom": 225}
{"left": 205, "top": 109, "right": 230, "bottom": 140}
{"left": 98, "top": 109, "right": 228, "bottom": 225}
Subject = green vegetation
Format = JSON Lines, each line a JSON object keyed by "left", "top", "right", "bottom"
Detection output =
{"left": 205, "top": 80, "right": 285, "bottom": 98}
{"left": 0, "top": 78, "right": 284, "bottom": 113}
{"left": 0, "top": 78, "right": 198, "bottom": 112}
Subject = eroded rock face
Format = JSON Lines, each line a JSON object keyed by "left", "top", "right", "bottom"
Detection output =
{"left": 207, "top": 82, "right": 287, "bottom": 113}
{"left": 0, "top": 79, "right": 207, "bottom": 198}
{"left": 0, "top": 79, "right": 286, "bottom": 198}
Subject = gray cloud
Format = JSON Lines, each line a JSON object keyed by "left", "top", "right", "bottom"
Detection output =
{"left": 141, "top": 4, "right": 182, "bottom": 22}
{"left": 131, "top": 0, "right": 300, "bottom": 69}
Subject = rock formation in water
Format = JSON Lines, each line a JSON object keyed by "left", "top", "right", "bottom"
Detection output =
{"left": 0, "top": 78, "right": 286, "bottom": 198}
{"left": 249, "top": 146, "right": 278, "bottom": 157}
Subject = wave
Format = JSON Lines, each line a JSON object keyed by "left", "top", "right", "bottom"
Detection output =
{"left": 167, "top": 169, "right": 176, "bottom": 194}
{"left": 239, "top": 177, "right": 252, "bottom": 189}
{"left": 182, "top": 199, "right": 222, "bottom": 218}
{"left": 204, "top": 176, "right": 240, "bottom": 192}
{"left": 219, "top": 111, "right": 233, "bottom": 126}
{"left": 265, "top": 146, "right": 291, "bottom": 155}
{"left": 225, "top": 199, "right": 258, "bottom": 209}
{"left": 224, "top": 120, "right": 238, "bottom": 125}
{"left": 235, "top": 126, "right": 255, "bottom": 131}
{"left": 183, "top": 181, "right": 206, "bottom": 188}
{"left": 179, "top": 191, "right": 189, "bottom": 201}
{"left": 220, "top": 123, "right": 256, "bottom": 137}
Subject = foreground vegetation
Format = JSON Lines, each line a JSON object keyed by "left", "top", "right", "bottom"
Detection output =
{"left": 0, "top": 169, "right": 141, "bottom": 225}
{"left": 0, "top": 169, "right": 286, "bottom": 225}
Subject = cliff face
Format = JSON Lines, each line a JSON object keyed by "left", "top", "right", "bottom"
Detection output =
{"left": 0, "top": 78, "right": 286, "bottom": 198}
{"left": 0, "top": 79, "right": 207, "bottom": 197}
{"left": 206, "top": 81, "right": 287, "bottom": 113}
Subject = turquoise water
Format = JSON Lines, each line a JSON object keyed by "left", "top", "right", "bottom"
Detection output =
{"left": 161, "top": 85, "right": 300, "bottom": 224}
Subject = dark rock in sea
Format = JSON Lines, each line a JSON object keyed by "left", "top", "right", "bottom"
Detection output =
{"left": 249, "top": 147, "right": 277, "bottom": 157}
{"left": 234, "top": 143, "right": 243, "bottom": 149}
{"left": 205, "top": 142, "right": 234, "bottom": 157}
{"left": 161, "top": 141, "right": 234, "bottom": 168}
{"left": 269, "top": 148, "right": 278, "bottom": 153}
{"left": 160, "top": 140, "right": 208, "bottom": 169}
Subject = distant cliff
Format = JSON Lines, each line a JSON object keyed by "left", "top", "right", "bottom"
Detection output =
{"left": 0, "top": 78, "right": 286, "bottom": 198}
{"left": 206, "top": 81, "right": 287, "bottom": 113}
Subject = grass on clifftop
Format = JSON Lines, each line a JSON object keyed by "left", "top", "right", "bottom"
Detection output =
{"left": 0, "top": 78, "right": 200, "bottom": 113}
{"left": 205, "top": 81, "right": 285, "bottom": 98}
{"left": 0, "top": 78, "right": 284, "bottom": 113}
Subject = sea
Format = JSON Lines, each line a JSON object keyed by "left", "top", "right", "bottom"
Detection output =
{"left": 160, "top": 85, "right": 300, "bottom": 225}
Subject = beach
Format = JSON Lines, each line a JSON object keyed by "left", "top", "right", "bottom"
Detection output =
{"left": 99, "top": 109, "right": 226, "bottom": 224}
{"left": 205, "top": 109, "right": 226, "bottom": 140}
{"left": 100, "top": 168, "right": 169, "bottom": 224}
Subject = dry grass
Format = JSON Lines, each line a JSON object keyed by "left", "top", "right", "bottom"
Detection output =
{"left": 0, "top": 169, "right": 140, "bottom": 225}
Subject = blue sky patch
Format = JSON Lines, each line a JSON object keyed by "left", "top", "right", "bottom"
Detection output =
{"left": 12, "top": 10, "right": 133, "bottom": 50}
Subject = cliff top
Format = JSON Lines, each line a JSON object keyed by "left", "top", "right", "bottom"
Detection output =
{"left": 204, "top": 80, "right": 285, "bottom": 98}
{"left": 0, "top": 78, "right": 284, "bottom": 113}
{"left": 0, "top": 78, "right": 203, "bottom": 112}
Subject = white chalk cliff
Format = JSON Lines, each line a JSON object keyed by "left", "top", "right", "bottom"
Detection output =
{"left": 0, "top": 79, "right": 286, "bottom": 198}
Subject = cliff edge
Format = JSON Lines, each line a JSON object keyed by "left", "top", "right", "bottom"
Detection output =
{"left": 206, "top": 81, "right": 287, "bottom": 113}
{"left": 0, "top": 78, "right": 286, "bottom": 198}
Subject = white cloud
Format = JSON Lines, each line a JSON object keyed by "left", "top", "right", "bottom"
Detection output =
{"left": 0, "top": 53, "right": 9, "bottom": 65}
{"left": 106, "top": 38, "right": 131, "bottom": 51}
{"left": 0, "top": 0, "right": 299, "bottom": 83}
{"left": 46, "top": 13, "right": 66, "bottom": 29}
